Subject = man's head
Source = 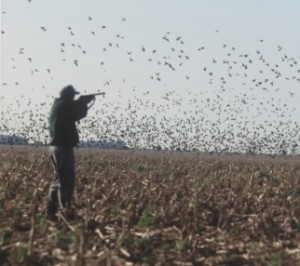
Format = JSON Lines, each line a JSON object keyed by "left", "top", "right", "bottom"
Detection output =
{"left": 60, "top": 85, "right": 79, "bottom": 100}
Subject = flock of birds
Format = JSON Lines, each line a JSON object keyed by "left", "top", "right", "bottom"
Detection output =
{"left": 1, "top": 7, "right": 299, "bottom": 155}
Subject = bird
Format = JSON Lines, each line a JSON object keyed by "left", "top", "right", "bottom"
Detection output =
{"left": 162, "top": 35, "right": 169, "bottom": 42}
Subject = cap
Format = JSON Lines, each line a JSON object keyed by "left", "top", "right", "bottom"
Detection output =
{"left": 60, "top": 85, "right": 79, "bottom": 98}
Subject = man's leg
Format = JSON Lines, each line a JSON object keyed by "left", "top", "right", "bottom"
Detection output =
{"left": 46, "top": 146, "right": 61, "bottom": 218}
{"left": 59, "top": 147, "right": 75, "bottom": 209}
{"left": 47, "top": 146, "right": 75, "bottom": 218}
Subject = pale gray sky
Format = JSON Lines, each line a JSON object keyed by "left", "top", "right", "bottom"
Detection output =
{"left": 1, "top": 0, "right": 299, "bottom": 151}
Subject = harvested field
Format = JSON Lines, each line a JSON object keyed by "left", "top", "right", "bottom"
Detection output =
{"left": 0, "top": 145, "right": 300, "bottom": 265}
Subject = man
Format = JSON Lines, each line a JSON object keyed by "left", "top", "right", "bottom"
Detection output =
{"left": 46, "top": 85, "right": 94, "bottom": 220}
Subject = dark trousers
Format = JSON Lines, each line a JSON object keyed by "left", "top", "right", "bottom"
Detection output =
{"left": 47, "top": 145, "right": 75, "bottom": 215}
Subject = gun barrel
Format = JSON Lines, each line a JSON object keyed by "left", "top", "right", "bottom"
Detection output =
{"left": 84, "top": 92, "right": 105, "bottom": 97}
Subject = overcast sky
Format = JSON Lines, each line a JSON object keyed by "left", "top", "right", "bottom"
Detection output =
{"left": 1, "top": 0, "right": 299, "bottom": 146}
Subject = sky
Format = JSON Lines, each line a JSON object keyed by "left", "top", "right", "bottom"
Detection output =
{"left": 0, "top": 0, "right": 299, "bottom": 151}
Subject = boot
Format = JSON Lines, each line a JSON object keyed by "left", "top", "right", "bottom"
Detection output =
{"left": 45, "top": 200, "right": 58, "bottom": 221}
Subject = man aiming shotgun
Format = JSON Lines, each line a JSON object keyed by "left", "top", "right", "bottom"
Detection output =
{"left": 46, "top": 85, "right": 104, "bottom": 220}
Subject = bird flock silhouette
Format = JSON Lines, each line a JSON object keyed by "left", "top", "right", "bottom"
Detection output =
{"left": 1, "top": 3, "right": 299, "bottom": 155}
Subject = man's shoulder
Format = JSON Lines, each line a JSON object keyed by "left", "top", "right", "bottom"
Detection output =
{"left": 50, "top": 98, "right": 87, "bottom": 115}
{"left": 51, "top": 98, "right": 63, "bottom": 106}
{"left": 50, "top": 99, "right": 67, "bottom": 116}
{"left": 52, "top": 98, "right": 73, "bottom": 109}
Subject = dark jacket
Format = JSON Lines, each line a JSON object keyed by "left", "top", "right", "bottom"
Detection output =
{"left": 49, "top": 98, "right": 88, "bottom": 147}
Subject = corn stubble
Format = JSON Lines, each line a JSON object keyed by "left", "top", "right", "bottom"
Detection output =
{"left": 0, "top": 146, "right": 300, "bottom": 265}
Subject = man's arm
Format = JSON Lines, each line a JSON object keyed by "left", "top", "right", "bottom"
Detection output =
{"left": 72, "top": 99, "right": 88, "bottom": 121}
